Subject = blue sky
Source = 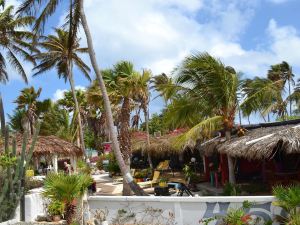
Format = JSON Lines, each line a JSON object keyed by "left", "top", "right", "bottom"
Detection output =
{"left": 1, "top": 0, "right": 300, "bottom": 124}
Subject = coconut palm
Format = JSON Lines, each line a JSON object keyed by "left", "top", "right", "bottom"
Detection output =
{"left": 32, "top": 28, "right": 90, "bottom": 152}
{"left": 151, "top": 73, "right": 178, "bottom": 106}
{"left": 267, "top": 61, "right": 295, "bottom": 116}
{"left": 18, "top": 0, "right": 147, "bottom": 196}
{"left": 173, "top": 52, "right": 240, "bottom": 184}
{"left": 0, "top": 4, "right": 36, "bottom": 83}
{"left": 135, "top": 69, "right": 153, "bottom": 168}
{"left": 14, "top": 86, "right": 42, "bottom": 135}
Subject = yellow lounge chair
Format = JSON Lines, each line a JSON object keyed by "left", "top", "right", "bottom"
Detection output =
{"left": 138, "top": 171, "right": 160, "bottom": 188}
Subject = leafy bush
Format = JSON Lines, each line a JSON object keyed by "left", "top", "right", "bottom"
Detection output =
{"left": 47, "top": 200, "right": 64, "bottom": 216}
{"left": 77, "top": 160, "right": 91, "bottom": 174}
{"left": 201, "top": 201, "right": 262, "bottom": 225}
{"left": 272, "top": 185, "right": 300, "bottom": 224}
{"left": 223, "top": 182, "right": 241, "bottom": 196}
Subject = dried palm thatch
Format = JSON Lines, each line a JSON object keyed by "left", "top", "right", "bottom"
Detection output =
{"left": 202, "top": 123, "right": 300, "bottom": 160}
{"left": 0, "top": 135, "right": 83, "bottom": 157}
{"left": 131, "top": 129, "right": 186, "bottom": 156}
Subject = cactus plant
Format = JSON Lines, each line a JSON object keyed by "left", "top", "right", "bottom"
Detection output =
{"left": 0, "top": 95, "right": 40, "bottom": 222}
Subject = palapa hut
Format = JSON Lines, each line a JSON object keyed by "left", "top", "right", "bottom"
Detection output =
{"left": 201, "top": 119, "right": 300, "bottom": 186}
{"left": 2, "top": 135, "right": 83, "bottom": 173}
{"left": 131, "top": 129, "right": 201, "bottom": 169}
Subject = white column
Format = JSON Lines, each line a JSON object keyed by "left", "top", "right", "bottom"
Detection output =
{"left": 52, "top": 154, "right": 58, "bottom": 173}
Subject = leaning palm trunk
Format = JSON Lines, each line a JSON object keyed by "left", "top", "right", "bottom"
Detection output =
{"left": 68, "top": 63, "right": 86, "bottom": 156}
{"left": 225, "top": 130, "right": 236, "bottom": 184}
{"left": 79, "top": 0, "right": 147, "bottom": 196}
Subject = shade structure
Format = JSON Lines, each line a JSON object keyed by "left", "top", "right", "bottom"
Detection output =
{"left": 201, "top": 120, "right": 300, "bottom": 160}
{"left": 1, "top": 135, "right": 83, "bottom": 157}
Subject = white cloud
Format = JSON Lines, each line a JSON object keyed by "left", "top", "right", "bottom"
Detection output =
{"left": 52, "top": 86, "right": 86, "bottom": 102}
{"left": 81, "top": 0, "right": 258, "bottom": 75}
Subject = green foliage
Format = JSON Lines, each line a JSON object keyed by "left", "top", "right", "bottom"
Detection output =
{"left": 8, "top": 109, "right": 26, "bottom": 132}
{"left": 223, "top": 182, "right": 241, "bottom": 196}
{"left": 140, "top": 113, "right": 168, "bottom": 134}
{"left": 43, "top": 173, "right": 92, "bottom": 224}
{"left": 0, "top": 95, "right": 40, "bottom": 222}
{"left": 272, "top": 185, "right": 300, "bottom": 224}
{"left": 201, "top": 201, "right": 260, "bottom": 225}
{"left": 77, "top": 160, "right": 91, "bottom": 174}
{"left": 47, "top": 200, "right": 64, "bottom": 216}
{"left": 43, "top": 173, "right": 92, "bottom": 204}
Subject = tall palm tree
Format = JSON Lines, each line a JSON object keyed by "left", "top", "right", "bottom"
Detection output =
{"left": 32, "top": 28, "right": 90, "bottom": 153}
{"left": 267, "top": 61, "right": 295, "bottom": 116}
{"left": 173, "top": 52, "right": 239, "bottom": 184}
{"left": 135, "top": 69, "right": 153, "bottom": 168}
{"left": 14, "top": 86, "right": 42, "bottom": 135}
{"left": 0, "top": 4, "right": 36, "bottom": 83}
{"left": 17, "top": 0, "right": 147, "bottom": 196}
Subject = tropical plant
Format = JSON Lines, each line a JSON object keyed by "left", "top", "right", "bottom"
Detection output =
{"left": 268, "top": 61, "right": 295, "bottom": 116}
{"left": 43, "top": 173, "right": 93, "bottom": 224}
{"left": 172, "top": 52, "right": 240, "bottom": 184}
{"left": 272, "top": 185, "right": 300, "bottom": 224}
{"left": 201, "top": 201, "right": 261, "bottom": 225}
{"left": 47, "top": 200, "right": 65, "bottom": 217}
{"left": 0, "top": 95, "right": 40, "bottom": 222}
{"left": 13, "top": 87, "right": 48, "bottom": 135}
{"left": 32, "top": 28, "right": 90, "bottom": 152}
{"left": 0, "top": 3, "right": 36, "bottom": 84}
{"left": 18, "top": 0, "right": 147, "bottom": 196}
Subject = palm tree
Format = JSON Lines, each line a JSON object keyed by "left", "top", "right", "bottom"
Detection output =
{"left": 173, "top": 52, "right": 239, "bottom": 184}
{"left": 268, "top": 61, "right": 295, "bottom": 116}
{"left": 151, "top": 73, "right": 178, "bottom": 106}
{"left": 14, "top": 86, "right": 42, "bottom": 135}
{"left": 43, "top": 173, "right": 92, "bottom": 224}
{"left": 32, "top": 28, "right": 90, "bottom": 153}
{"left": 135, "top": 69, "right": 153, "bottom": 168}
{"left": 17, "top": 0, "right": 147, "bottom": 196}
{"left": 0, "top": 3, "right": 36, "bottom": 83}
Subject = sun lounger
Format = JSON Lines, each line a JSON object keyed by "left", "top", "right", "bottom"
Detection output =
{"left": 138, "top": 171, "right": 160, "bottom": 188}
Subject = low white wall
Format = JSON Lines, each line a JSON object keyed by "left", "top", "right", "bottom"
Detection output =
{"left": 25, "top": 188, "right": 46, "bottom": 222}
{"left": 87, "top": 196, "right": 283, "bottom": 225}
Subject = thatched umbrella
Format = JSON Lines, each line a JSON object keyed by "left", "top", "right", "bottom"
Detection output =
{"left": 201, "top": 123, "right": 300, "bottom": 160}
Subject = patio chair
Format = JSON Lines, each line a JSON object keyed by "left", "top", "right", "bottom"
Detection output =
{"left": 138, "top": 170, "right": 160, "bottom": 188}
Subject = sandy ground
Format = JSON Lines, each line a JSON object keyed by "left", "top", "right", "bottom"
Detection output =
{"left": 91, "top": 172, "right": 209, "bottom": 196}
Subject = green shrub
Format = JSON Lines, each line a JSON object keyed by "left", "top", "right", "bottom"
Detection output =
{"left": 272, "top": 185, "right": 300, "bottom": 224}
{"left": 77, "top": 160, "right": 91, "bottom": 174}
{"left": 223, "top": 182, "right": 241, "bottom": 196}
{"left": 47, "top": 200, "right": 64, "bottom": 216}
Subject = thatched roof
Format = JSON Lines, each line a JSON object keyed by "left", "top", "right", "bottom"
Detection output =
{"left": 2, "top": 135, "right": 83, "bottom": 157}
{"left": 131, "top": 129, "right": 186, "bottom": 156}
{"left": 201, "top": 120, "right": 300, "bottom": 160}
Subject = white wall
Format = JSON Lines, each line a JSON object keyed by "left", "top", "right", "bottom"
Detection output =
{"left": 87, "top": 196, "right": 282, "bottom": 225}
{"left": 24, "top": 188, "right": 46, "bottom": 222}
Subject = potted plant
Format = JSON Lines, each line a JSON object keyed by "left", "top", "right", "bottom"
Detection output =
{"left": 159, "top": 178, "right": 168, "bottom": 187}
{"left": 47, "top": 200, "right": 64, "bottom": 222}
{"left": 134, "top": 172, "right": 144, "bottom": 182}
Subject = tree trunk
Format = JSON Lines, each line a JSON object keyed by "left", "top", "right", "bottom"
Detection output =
{"left": 79, "top": 0, "right": 147, "bottom": 196}
{"left": 120, "top": 97, "right": 132, "bottom": 196}
{"left": 143, "top": 100, "right": 153, "bottom": 169}
{"left": 289, "top": 79, "right": 292, "bottom": 116}
{"left": 68, "top": 63, "right": 86, "bottom": 156}
{"left": 225, "top": 130, "right": 236, "bottom": 184}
